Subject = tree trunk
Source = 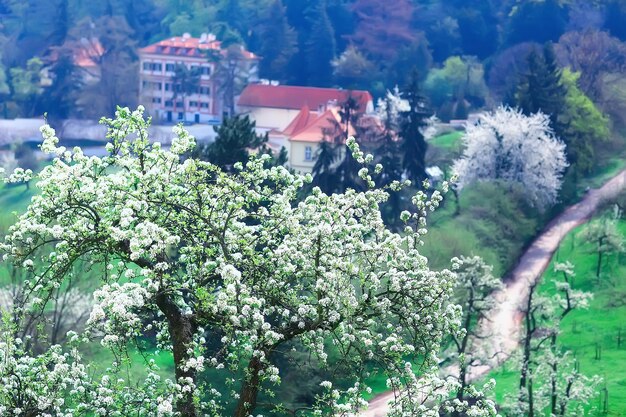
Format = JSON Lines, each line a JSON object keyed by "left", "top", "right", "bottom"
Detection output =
{"left": 550, "top": 334, "right": 558, "bottom": 416}
{"left": 156, "top": 292, "right": 198, "bottom": 417}
{"left": 528, "top": 374, "right": 534, "bottom": 417}
{"left": 234, "top": 355, "right": 263, "bottom": 417}
{"left": 596, "top": 243, "right": 603, "bottom": 279}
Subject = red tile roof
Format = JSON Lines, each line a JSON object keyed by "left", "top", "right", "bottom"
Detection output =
{"left": 285, "top": 107, "right": 355, "bottom": 143}
{"left": 238, "top": 84, "right": 373, "bottom": 112}
{"left": 46, "top": 38, "right": 104, "bottom": 68}
{"left": 139, "top": 35, "right": 257, "bottom": 60}
{"left": 282, "top": 105, "right": 315, "bottom": 136}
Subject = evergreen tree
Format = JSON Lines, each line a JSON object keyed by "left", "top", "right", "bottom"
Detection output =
{"left": 41, "top": 46, "right": 79, "bottom": 122}
{"left": 257, "top": 0, "right": 298, "bottom": 82}
{"left": 193, "top": 115, "right": 267, "bottom": 172}
{"left": 311, "top": 139, "right": 338, "bottom": 194}
{"left": 334, "top": 94, "right": 364, "bottom": 192}
{"left": 377, "top": 105, "right": 404, "bottom": 228}
{"left": 304, "top": 1, "right": 336, "bottom": 87}
{"left": 516, "top": 44, "right": 568, "bottom": 139}
{"left": 50, "top": 0, "right": 69, "bottom": 46}
{"left": 399, "top": 71, "right": 432, "bottom": 186}
{"left": 171, "top": 63, "right": 202, "bottom": 122}
{"left": 217, "top": 0, "right": 246, "bottom": 42}
{"left": 506, "top": 0, "right": 567, "bottom": 46}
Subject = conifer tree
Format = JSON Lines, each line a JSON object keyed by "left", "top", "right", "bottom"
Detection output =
{"left": 516, "top": 44, "right": 568, "bottom": 139}
{"left": 311, "top": 139, "right": 337, "bottom": 194}
{"left": 399, "top": 71, "right": 432, "bottom": 186}
{"left": 193, "top": 114, "right": 267, "bottom": 172}
{"left": 334, "top": 94, "right": 364, "bottom": 192}
{"left": 304, "top": 1, "right": 336, "bottom": 86}
{"left": 257, "top": 0, "right": 298, "bottom": 82}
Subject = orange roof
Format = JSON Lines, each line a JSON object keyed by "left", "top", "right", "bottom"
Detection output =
{"left": 139, "top": 35, "right": 257, "bottom": 60}
{"left": 286, "top": 107, "right": 355, "bottom": 143}
{"left": 74, "top": 39, "right": 104, "bottom": 68}
{"left": 46, "top": 38, "right": 104, "bottom": 68}
{"left": 238, "top": 84, "right": 373, "bottom": 112}
{"left": 283, "top": 105, "right": 316, "bottom": 136}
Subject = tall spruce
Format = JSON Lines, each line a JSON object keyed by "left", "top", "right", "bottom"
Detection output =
{"left": 399, "top": 71, "right": 432, "bottom": 185}
{"left": 311, "top": 139, "right": 338, "bottom": 194}
{"left": 257, "top": 0, "right": 298, "bottom": 83}
{"left": 335, "top": 94, "right": 363, "bottom": 192}
{"left": 304, "top": 1, "right": 336, "bottom": 86}
{"left": 516, "top": 43, "right": 568, "bottom": 139}
{"left": 193, "top": 115, "right": 267, "bottom": 172}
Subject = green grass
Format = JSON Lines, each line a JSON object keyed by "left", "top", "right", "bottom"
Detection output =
{"left": 430, "top": 131, "right": 463, "bottom": 149}
{"left": 0, "top": 183, "right": 35, "bottom": 222}
{"left": 488, "top": 216, "right": 626, "bottom": 416}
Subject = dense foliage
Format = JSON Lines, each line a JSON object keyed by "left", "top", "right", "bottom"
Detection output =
{"left": 2, "top": 0, "right": 626, "bottom": 121}
{"left": 0, "top": 107, "right": 498, "bottom": 417}
{"left": 453, "top": 106, "right": 568, "bottom": 209}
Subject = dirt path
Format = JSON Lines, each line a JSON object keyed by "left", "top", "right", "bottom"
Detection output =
{"left": 361, "top": 170, "right": 626, "bottom": 417}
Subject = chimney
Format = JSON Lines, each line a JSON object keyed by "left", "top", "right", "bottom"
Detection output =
{"left": 199, "top": 33, "right": 208, "bottom": 43}
{"left": 182, "top": 33, "right": 191, "bottom": 40}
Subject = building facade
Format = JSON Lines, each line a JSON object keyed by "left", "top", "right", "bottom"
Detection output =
{"left": 267, "top": 105, "right": 356, "bottom": 174}
{"left": 238, "top": 84, "right": 374, "bottom": 131}
{"left": 138, "top": 33, "right": 258, "bottom": 124}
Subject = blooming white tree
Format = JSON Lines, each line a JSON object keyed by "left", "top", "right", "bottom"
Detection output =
{"left": 453, "top": 106, "right": 567, "bottom": 209}
{"left": 0, "top": 107, "right": 497, "bottom": 417}
{"left": 376, "top": 86, "right": 410, "bottom": 131}
{"left": 505, "top": 261, "right": 598, "bottom": 417}
{"left": 447, "top": 256, "right": 503, "bottom": 414}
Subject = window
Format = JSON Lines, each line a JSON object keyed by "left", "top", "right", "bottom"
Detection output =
{"left": 304, "top": 146, "right": 313, "bottom": 161}
{"left": 165, "top": 63, "right": 175, "bottom": 72}
{"left": 189, "top": 101, "right": 198, "bottom": 107}
{"left": 200, "top": 102, "right": 209, "bottom": 109}
{"left": 176, "top": 102, "right": 183, "bottom": 108}
{"left": 152, "top": 97, "right": 162, "bottom": 104}
{"left": 142, "top": 81, "right": 162, "bottom": 91}
{"left": 200, "top": 66, "right": 211, "bottom": 76}
{"left": 197, "top": 86, "right": 211, "bottom": 95}
{"left": 164, "top": 83, "right": 171, "bottom": 91}
{"left": 142, "top": 62, "right": 162, "bottom": 72}
{"left": 165, "top": 100, "right": 173, "bottom": 107}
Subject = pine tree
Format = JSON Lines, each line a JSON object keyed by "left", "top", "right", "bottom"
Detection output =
{"left": 334, "top": 95, "right": 364, "bottom": 192}
{"left": 304, "top": 1, "right": 336, "bottom": 86}
{"left": 171, "top": 63, "right": 202, "bottom": 122}
{"left": 41, "top": 46, "right": 79, "bottom": 122}
{"left": 311, "top": 139, "right": 338, "bottom": 194}
{"left": 193, "top": 115, "right": 267, "bottom": 172}
{"left": 257, "top": 0, "right": 298, "bottom": 82}
{"left": 399, "top": 71, "right": 432, "bottom": 186}
{"left": 516, "top": 44, "right": 568, "bottom": 139}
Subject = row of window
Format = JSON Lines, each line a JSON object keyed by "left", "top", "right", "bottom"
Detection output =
{"left": 142, "top": 81, "right": 211, "bottom": 95}
{"left": 142, "top": 62, "right": 211, "bottom": 75}
{"left": 154, "top": 100, "right": 210, "bottom": 110}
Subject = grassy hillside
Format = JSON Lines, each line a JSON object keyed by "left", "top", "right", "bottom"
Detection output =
{"left": 489, "top": 214, "right": 626, "bottom": 416}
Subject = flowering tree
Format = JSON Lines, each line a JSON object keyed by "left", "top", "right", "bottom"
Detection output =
{"left": 448, "top": 256, "right": 502, "bottom": 414}
{"left": 453, "top": 106, "right": 568, "bottom": 209}
{"left": 505, "top": 261, "right": 598, "bottom": 417}
{"left": 579, "top": 206, "right": 625, "bottom": 280}
{"left": 0, "top": 107, "right": 497, "bottom": 417}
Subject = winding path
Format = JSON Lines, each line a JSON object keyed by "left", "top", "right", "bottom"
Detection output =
{"left": 362, "top": 169, "right": 626, "bottom": 417}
